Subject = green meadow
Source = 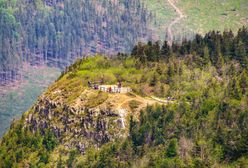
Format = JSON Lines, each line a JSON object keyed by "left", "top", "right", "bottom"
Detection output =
{"left": 144, "top": 0, "right": 248, "bottom": 38}
{"left": 178, "top": 0, "right": 248, "bottom": 34}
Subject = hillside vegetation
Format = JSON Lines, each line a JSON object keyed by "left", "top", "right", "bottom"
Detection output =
{"left": 0, "top": 27, "right": 247, "bottom": 167}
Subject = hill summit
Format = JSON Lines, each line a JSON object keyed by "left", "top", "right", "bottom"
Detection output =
{"left": 0, "top": 28, "right": 248, "bottom": 167}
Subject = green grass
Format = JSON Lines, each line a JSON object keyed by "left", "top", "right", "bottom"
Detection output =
{"left": 178, "top": 0, "right": 248, "bottom": 34}
{"left": 75, "top": 56, "right": 143, "bottom": 86}
{"left": 144, "top": 0, "right": 248, "bottom": 39}
{"left": 142, "top": 0, "right": 177, "bottom": 39}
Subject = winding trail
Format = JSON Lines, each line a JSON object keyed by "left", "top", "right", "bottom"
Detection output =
{"left": 166, "top": 0, "right": 186, "bottom": 45}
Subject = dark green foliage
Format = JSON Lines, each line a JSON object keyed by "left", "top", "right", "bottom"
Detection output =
{"left": 67, "top": 150, "right": 78, "bottom": 168}
{"left": 239, "top": 71, "right": 248, "bottom": 95}
{"left": 227, "top": 78, "right": 241, "bottom": 100}
{"left": 215, "top": 101, "right": 248, "bottom": 161}
{"left": 131, "top": 27, "right": 248, "bottom": 71}
{"left": 43, "top": 129, "right": 59, "bottom": 151}
{"left": 40, "top": 151, "right": 49, "bottom": 164}
{"left": 0, "top": 121, "right": 59, "bottom": 167}
{"left": 150, "top": 73, "right": 158, "bottom": 86}
{"left": 161, "top": 40, "right": 171, "bottom": 59}
{"left": 80, "top": 142, "right": 132, "bottom": 168}
{"left": 166, "top": 63, "right": 174, "bottom": 84}
{"left": 57, "top": 155, "right": 63, "bottom": 168}
{"left": 166, "top": 138, "right": 178, "bottom": 157}
{"left": 130, "top": 105, "right": 175, "bottom": 147}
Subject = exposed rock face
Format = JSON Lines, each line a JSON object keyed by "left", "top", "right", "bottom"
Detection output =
{"left": 25, "top": 97, "right": 126, "bottom": 154}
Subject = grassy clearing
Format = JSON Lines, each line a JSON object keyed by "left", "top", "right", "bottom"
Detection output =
{"left": 144, "top": 0, "right": 247, "bottom": 39}
{"left": 142, "top": 0, "right": 177, "bottom": 39}
{"left": 177, "top": 0, "right": 248, "bottom": 34}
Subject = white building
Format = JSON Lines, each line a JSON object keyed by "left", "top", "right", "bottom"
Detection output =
{"left": 98, "top": 85, "right": 132, "bottom": 93}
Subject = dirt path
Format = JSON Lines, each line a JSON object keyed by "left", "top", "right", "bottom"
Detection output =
{"left": 166, "top": 0, "right": 186, "bottom": 45}
{"left": 151, "top": 96, "right": 169, "bottom": 103}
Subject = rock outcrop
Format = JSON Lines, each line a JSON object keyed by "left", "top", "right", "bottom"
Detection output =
{"left": 25, "top": 95, "right": 127, "bottom": 154}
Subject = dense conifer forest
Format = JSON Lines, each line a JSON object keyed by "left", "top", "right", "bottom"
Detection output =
{"left": 0, "top": 0, "right": 152, "bottom": 84}
{"left": 0, "top": 28, "right": 247, "bottom": 167}
{"left": 131, "top": 27, "right": 248, "bottom": 71}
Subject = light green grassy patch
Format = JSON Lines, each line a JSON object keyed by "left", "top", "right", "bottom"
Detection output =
{"left": 142, "top": 0, "right": 177, "bottom": 39}
{"left": 178, "top": 0, "right": 248, "bottom": 34}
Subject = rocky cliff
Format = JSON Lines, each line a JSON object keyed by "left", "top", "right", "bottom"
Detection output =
{"left": 23, "top": 85, "right": 155, "bottom": 156}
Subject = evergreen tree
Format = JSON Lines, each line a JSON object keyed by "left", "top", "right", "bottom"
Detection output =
{"left": 153, "top": 41, "right": 161, "bottom": 61}
{"left": 239, "top": 71, "right": 248, "bottom": 95}
{"left": 202, "top": 46, "right": 210, "bottom": 66}
{"left": 234, "top": 40, "right": 247, "bottom": 67}
{"left": 160, "top": 40, "right": 171, "bottom": 60}
{"left": 57, "top": 155, "right": 63, "bottom": 168}
{"left": 166, "top": 63, "right": 174, "bottom": 84}
{"left": 150, "top": 73, "right": 158, "bottom": 86}
{"left": 166, "top": 138, "right": 178, "bottom": 157}
{"left": 227, "top": 63, "right": 236, "bottom": 76}
{"left": 221, "top": 30, "right": 234, "bottom": 57}
{"left": 216, "top": 52, "right": 224, "bottom": 71}
{"left": 228, "top": 78, "right": 241, "bottom": 100}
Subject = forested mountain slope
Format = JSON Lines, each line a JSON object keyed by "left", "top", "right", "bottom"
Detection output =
{"left": 0, "top": 0, "right": 152, "bottom": 84}
{"left": 0, "top": 28, "right": 247, "bottom": 167}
